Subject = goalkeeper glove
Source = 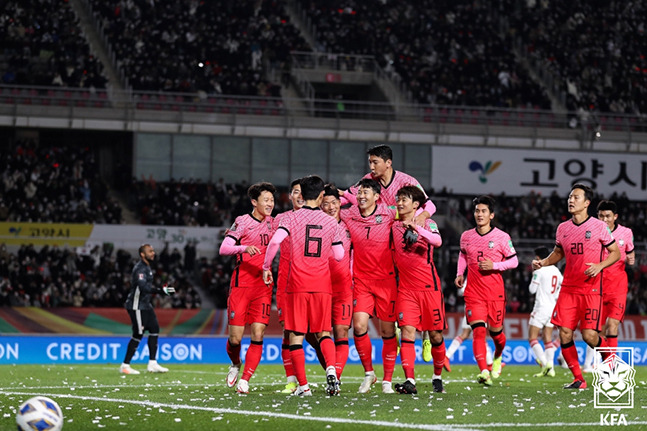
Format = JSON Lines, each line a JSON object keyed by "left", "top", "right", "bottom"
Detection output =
{"left": 403, "top": 227, "right": 419, "bottom": 247}
{"left": 162, "top": 284, "right": 176, "bottom": 295}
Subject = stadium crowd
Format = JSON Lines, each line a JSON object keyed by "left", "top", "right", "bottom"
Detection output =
{"left": 0, "top": 0, "right": 106, "bottom": 88}
{"left": 0, "top": 141, "right": 122, "bottom": 224}
{"left": 510, "top": 0, "right": 646, "bottom": 116}
{"left": 297, "top": 0, "right": 552, "bottom": 109}
{"left": 0, "top": 242, "right": 200, "bottom": 309}
{"left": 88, "top": 0, "right": 307, "bottom": 96}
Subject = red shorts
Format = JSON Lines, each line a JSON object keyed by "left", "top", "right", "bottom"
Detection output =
{"left": 227, "top": 286, "right": 272, "bottom": 326}
{"left": 465, "top": 297, "right": 506, "bottom": 328}
{"left": 396, "top": 289, "right": 446, "bottom": 332}
{"left": 601, "top": 290, "right": 627, "bottom": 323}
{"left": 332, "top": 289, "right": 353, "bottom": 327}
{"left": 285, "top": 291, "right": 332, "bottom": 334}
{"left": 353, "top": 277, "right": 397, "bottom": 322}
{"left": 551, "top": 292, "right": 603, "bottom": 331}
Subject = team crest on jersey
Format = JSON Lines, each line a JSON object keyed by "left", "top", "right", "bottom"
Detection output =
{"left": 619, "top": 239, "right": 625, "bottom": 246}
{"left": 346, "top": 230, "right": 351, "bottom": 239}
{"left": 375, "top": 215, "right": 382, "bottom": 224}
{"left": 267, "top": 221, "right": 272, "bottom": 230}
{"left": 585, "top": 230, "right": 592, "bottom": 239}
{"left": 488, "top": 241, "right": 494, "bottom": 249}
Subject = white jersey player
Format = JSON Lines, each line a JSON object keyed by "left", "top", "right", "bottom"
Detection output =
{"left": 528, "top": 246, "right": 563, "bottom": 377}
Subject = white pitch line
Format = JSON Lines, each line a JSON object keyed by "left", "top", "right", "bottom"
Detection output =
{"left": 2, "top": 390, "right": 645, "bottom": 430}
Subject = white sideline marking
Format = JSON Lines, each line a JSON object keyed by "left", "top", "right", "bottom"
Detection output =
{"left": 2, "top": 390, "right": 646, "bottom": 430}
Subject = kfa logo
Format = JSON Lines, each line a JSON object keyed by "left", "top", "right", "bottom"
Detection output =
{"left": 488, "top": 241, "right": 494, "bottom": 249}
{"left": 592, "top": 347, "right": 635, "bottom": 426}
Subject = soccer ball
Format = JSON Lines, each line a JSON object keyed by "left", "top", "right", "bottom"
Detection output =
{"left": 16, "top": 396, "right": 64, "bottom": 431}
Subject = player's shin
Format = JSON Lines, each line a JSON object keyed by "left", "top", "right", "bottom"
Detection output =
{"left": 354, "top": 331, "right": 374, "bottom": 372}
{"left": 431, "top": 339, "right": 446, "bottom": 376}
{"left": 561, "top": 341, "right": 584, "bottom": 381}
{"left": 289, "top": 344, "right": 308, "bottom": 386}
{"left": 490, "top": 329, "right": 506, "bottom": 358}
{"left": 241, "top": 340, "right": 263, "bottom": 381}
{"left": 400, "top": 339, "right": 416, "bottom": 380}
{"left": 606, "top": 334, "right": 618, "bottom": 349}
{"left": 318, "top": 336, "right": 336, "bottom": 369}
{"left": 335, "top": 338, "right": 349, "bottom": 379}
{"left": 226, "top": 340, "right": 242, "bottom": 365}
{"left": 530, "top": 339, "right": 546, "bottom": 366}
{"left": 382, "top": 335, "right": 398, "bottom": 382}
{"left": 472, "top": 324, "right": 488, "bottom": 372}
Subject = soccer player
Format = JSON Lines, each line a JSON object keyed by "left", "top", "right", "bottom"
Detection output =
{"left": 391, "top": 186, "right": 446, "bottom": 394}
{"left": 341, "top": 178, "right": 399, "bottom": 394}
{"left": 532, "top": 184, "right": 620, "bottom": 389}
{"left": 263, "top": 175, "right": 344, "bottom": 397}
{"left": 321, "top": 184, "right": 353, "bottom": 382}
{"left": 455, "top": 195, "right": 518, "bottom": 386}
{"left": 528, "top": 246, "right": 563, "bottom": 377}
{"left": 346, "top": 144, "right": 437, "bottom": 361}
{"left": 274, "top": 179, "right": 304, "bottom": 393}
{"left": 219, "top": 182, "right": 276, "bottom": 394}
{"left": 582, "top": 200, "right": 635, "bottom": 370}
{"left": 120, "top": 244, "right": 175, "bottom": 375}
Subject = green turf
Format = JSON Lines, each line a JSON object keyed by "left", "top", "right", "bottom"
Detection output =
{"left": 1, "top": 363, "right": 645, "bottom": 430}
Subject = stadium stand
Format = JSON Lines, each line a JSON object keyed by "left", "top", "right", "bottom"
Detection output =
{"left": 0, "top": 0, "right": 106, "bottom": 88}
{"left": 1, "top": 141, "right": 121, "bottom": 224}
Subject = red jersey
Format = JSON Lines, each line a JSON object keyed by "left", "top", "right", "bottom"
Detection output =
{"left": 278, "top": 206, "right": 342, "bottom": 293}
{"left": 274, "top": 211, "right": 294, "bottom": 292}
{"left": 460, "top": 227, "right": 516, "bottom": 301}
{"left": 341, "top": 202, "right": 397, "bottom": 280}
{"left": 602, "top": 223, "right": 634, "bottom": 295}
{"left": 556, "top": 216, "right": 615, "bottom": 295}
{"left": 225, "top": 213, "right": 274, "bottom": 288}
{"left": 349, "top": 170, "right": 428, "bottom": 207}
{"left": 392, "top": 219, "right": 442, "bottom": 291}
{"left": 330, "top": 219, "right": 352, "bottom": 292}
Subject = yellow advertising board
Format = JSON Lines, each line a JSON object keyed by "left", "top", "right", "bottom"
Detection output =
{"left": 0, "top": 222, "right": 94, "bottom": 246}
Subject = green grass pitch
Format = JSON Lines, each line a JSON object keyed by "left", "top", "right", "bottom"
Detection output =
{"left": 1, "top": 363, "right": 645, "bottom": 430}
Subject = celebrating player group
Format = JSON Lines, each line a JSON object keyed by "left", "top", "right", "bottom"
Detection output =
{"left": 218, "top": 145, "right": 635, "bottom": 396}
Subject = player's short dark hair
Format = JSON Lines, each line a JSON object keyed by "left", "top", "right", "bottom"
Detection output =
{"left": 534, "top": 246, "right": 550, "bottom": 260}
{"left": 248, "top": 182, "right": 276, "bottom": 200}
{"left": 571, "top": 183, "right": 593, "bottom": 202}
{"left": 472, "top": 195, "right": 495, "bottom": 212}
{"left": 138, "top": 243, "right": 151, "bottom": 256}
{"left": 289, "top": 178, "right": 301, "bottom": 193}
{"left": 323, "top": 183, "right": 340, "bottom": 199}
{"left": 396, "top": 186, "right": 426, "bottom": 209}
{"left": 300, "top": 175, "right": 325, "bottom": 200}
{"left": 367, "top": 144, "right": 392, "bottom": 161}
{"left": 357, "top": 178, "right": 381, "bottom": 195}
{"left": 597, "top": 200, "right": 617, "bottom": 214}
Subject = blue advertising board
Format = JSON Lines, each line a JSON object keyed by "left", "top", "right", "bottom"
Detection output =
{"left": 0, "top": 336, "right": 646, "bottom": 366}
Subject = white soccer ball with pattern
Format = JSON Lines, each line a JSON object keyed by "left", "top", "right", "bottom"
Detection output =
{"left": 16, "top": 396, "right": 64, "bottom": 431}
